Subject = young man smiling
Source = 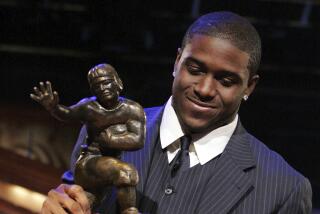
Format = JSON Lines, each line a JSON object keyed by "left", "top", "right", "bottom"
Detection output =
{"left": 172, "top": 34, "right": 257, "bottom": 134}
{"left": 41, "top": 11, "right": 312, "bottom": 214}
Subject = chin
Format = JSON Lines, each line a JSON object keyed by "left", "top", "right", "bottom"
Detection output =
{"left": 183, "top": 109, "right": 231, "bottom": 133}
{"left": 100, "top": 95, "right": 115, "bottom": 101}
{"left": 181, "top": 117, "right": 212, "bottom": 134}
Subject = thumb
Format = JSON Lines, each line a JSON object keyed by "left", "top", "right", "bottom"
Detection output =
{"left": 53, "top": 91, "right": 59, "bottom": 104}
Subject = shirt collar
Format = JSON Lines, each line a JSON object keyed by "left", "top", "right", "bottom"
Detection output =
{"left": 160, "top": 96, "right": 238, "bottom": 165}
{"left": 192, "top": 114, "right": 238, "bottom": 165}
{"left": 160, "top": 97, "right": 184, "bottom": 149}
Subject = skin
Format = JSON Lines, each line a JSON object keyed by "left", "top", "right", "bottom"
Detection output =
{"left": 172, "top": 34, "right": 259, "bottom": 135}
{"left": 39, "top": 35, "right": 259, "bottom": 213}
{"left": 41, "top": 184, "right": 90, "bottom": 214}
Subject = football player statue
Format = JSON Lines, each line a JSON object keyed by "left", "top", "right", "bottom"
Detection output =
{"left": 31, "top": 64, "right": 146, "bottom": 214}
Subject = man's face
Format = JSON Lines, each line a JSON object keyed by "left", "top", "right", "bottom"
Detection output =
{"left": 91, "top": 72, "right": 119, "bottom": 103}
{"left": 172, "top": 35, "right": 259, "bottom": 134}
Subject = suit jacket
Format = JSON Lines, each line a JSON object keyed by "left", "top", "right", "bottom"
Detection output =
{"left": 67, "top": 106, "right": 312, "bottom": 214}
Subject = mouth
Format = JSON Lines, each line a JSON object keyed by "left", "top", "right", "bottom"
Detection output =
{"left": 186, "top": 96, "right": 216, "bottom": 110}
{"left": 100, "top": 92, "right": 113, "bottom": 98}
{"left": 101, "top": 91, "right": 111, "bottom": 95}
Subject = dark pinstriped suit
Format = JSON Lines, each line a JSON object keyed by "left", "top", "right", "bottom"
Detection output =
{"left": 69, "top": 106, "right": 312, "bottom": 213}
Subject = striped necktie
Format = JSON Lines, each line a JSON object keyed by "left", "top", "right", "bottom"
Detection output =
{"left": 171, "top": 135, "right": 192, "bottom": 176}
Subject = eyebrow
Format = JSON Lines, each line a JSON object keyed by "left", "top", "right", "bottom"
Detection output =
{"left": 216, "top": 70, "right": 241, "bottom": 78}
{"left": 185, "top": 56, "right": 241, "bottom": 74}
{"left": 216, "top": 70, "right": 243, "bottom": 84}
{"left": 184, "top": 57, "right": 206, "bottom": 68}
{"left": 93, "top": 78, "right": 114, "bottom": 85}
{"left": 185, "top": 56, "right": 244, "bottom": 81}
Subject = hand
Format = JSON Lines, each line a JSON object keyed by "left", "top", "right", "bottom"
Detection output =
{"left": 41, "top": 184, "right": 91, "bottom": 214}
{"left": 30, "top": 81, "right": 59, "bottom": 112}
{"left": 97, "top": 125, "right": 128, "bottom": 142}
{"left": 96, "top": 130, "right": 110, "bottom": 144}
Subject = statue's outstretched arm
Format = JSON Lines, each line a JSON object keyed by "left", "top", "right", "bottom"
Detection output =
{"left": 30, "top": 81, "right": 80, "bottom": 122}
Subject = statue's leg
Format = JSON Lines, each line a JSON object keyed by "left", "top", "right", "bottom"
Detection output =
{"left": 75, "top": 156, "right": 139, "bottom": 213}
{"left": 75, "top": 155, "right": 115, "bottom": 189}
{"left": 113, "top": 162, "right": 139, "bottom": 214}
{"left": 75, "top": 155, "right": 118, "bottom": 208}
{"left": 118, "top": 186, "right": 139, "bottom": 214}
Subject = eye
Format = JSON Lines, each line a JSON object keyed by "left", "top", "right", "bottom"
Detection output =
{"left": 219, "top": 78, "right": 235, "bottom": 87}
{"left": 216, "top": 74, "right": 240, "bottom": 87}
{"left": 102, "top": 80, "right": 114, "bottom": 86}
{"left": 185, "top": 62, "right": 201, "bottom": 74}
{"left": 105, "top": 81, "right": 112, "bottom": 86}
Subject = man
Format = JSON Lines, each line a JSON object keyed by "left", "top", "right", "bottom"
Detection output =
{"left": 40, "top": 11, "right": 312, "bottom": 213}
{"left": 31, "top": 64, "right": 146, "bottom": 214}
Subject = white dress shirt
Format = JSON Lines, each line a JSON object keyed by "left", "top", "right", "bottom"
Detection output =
{"left": 160, "top": 97, "right": 238, "bottom": 167}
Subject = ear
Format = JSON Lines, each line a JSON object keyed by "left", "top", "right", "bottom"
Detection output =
{"left": 112, "top": 69, "right": 123, "bottom": 91}
{"left": 244, "top": 74, "right": 259, "bottom": 97}
{"left": 117, "top": 78, "right": 124, "bottom": 91}
{"left": 173, "top": 48, "right": 182, "bottom": 77}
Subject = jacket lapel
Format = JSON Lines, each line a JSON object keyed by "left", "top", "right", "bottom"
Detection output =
{"left": 197, "top": 121, "right": 256, "bottom": 214}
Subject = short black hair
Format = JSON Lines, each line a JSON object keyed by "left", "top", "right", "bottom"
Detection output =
{"left": 182, "top": 11, "right": 261, "bottom": 76}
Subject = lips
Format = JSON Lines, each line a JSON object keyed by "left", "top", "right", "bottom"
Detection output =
{"left": 186, "top": 96, "right": 216, "bottom": 109}
{"left": 101, "top": 91, "right": 112, "bottom": 96}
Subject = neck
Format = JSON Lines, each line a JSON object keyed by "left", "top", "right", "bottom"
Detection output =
{"left": 99, "top": 98, "right": 121, "bottom": 110}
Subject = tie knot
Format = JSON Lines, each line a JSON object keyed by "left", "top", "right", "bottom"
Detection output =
{"left": 180, "top": 135, "right": 191, "bottom": 151}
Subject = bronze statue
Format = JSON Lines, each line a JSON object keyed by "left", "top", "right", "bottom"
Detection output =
{"left": 30, "top": 64, "right": 146, "bottom": 214}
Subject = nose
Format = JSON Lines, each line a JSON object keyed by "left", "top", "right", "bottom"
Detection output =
{"left": 99, "top": 84, "right": 106, "bottom": 90}
{"left": 194, "top": 75, "right": 217, "bottom": 101}
{"left": 100, "top": 83, "right": 111, "bottom": 90}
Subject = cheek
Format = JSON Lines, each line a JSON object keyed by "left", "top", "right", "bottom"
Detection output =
{"left": 172, "top": 75, "right": 184, "bottom": 94}
{"left": 93, "top": 89, "right": 100, "bottom": 94}
{"left": 173, "top": 70, "right": 194, "bottom": 91}
{"left": 220, "top": 90, "right": 243, "bottom": 108}
{"left": 172, "top": 78, "right": 188, "bottom": 109}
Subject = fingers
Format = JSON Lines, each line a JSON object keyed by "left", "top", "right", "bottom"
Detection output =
{"left": 57, "top": 184, "right": 90, "bottom": 214}
{"left": 31, "top": 81, "right": 53, "bottom": 96}
{"left": 33, "top": 86, "right": 42, "bottom": 96}
{"left": 46, "top": 81, "right": 53, "bottom": 95}
{"left": 30, "top": 93, "right": 40, "bottom": 102}
{"left": 30, "top": 81, "right": 57, "bottom": 103}
{"left": 53, "top": 91, "right": 59, "bottom": 104}
{"left": 40, "top": 81, "right": 46, "bottom": 91}
{"left": 30, "top": 85, "right": 42, "bottom": 101}
{"left": 65, "top": 185, "right": 91, "bottom": 213}
{"left": 41, "top": 192, "right": 69, "bottom": 214}
{"left": 41, "top": 184, "right": 90, "bottom": 214}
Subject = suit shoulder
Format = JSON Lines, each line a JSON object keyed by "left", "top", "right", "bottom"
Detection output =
{"left": 76, "top": 96, "right": 96, "bottom": 104}
{"left": 70, "top": 96, "right": 96, "bottom": 108}
{"left": 248, "top": 134, "right": 308, "bottom": 185}
{"left": 143, "top": 106, "right": 164, "bottom": 127}
{"left": 144, "top": 106, "right": 163, "bottom": 116}
{"left": 247, "top": 134, "right": 312, "bottom": 210}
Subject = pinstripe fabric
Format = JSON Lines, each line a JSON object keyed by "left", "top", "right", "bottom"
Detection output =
{"left": 68, "top": 106, "right": 312, "bottom": 214}
{"left": 137, "top": 134, "right": 222, "bottom": 213}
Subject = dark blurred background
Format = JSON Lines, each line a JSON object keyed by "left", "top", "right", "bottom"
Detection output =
{"left": 0, "top": 0, "right": 319, "bottom": 212}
